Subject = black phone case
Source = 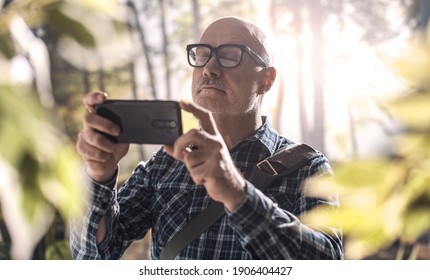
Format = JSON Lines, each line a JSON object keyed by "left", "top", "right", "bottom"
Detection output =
{"left": 95, "top": 100, "right": 182, "bottom": 145}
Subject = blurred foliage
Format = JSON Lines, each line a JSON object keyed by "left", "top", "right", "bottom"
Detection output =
{"left": 0, "top": 85, "right": 85, "bottom": 219}
{"left": 44, "top": 240, "right": 73, "bottom": 260}
{"left": 0, "top": 84, "right": 87, "bottom": 259}
{"left": 0, "top": 0, "right": 128, "bottom": 259}
{"left": 0, "top": 0, "right": 94, "bottom": 57}
{"left": 303, "top": 27, "right": 430, "bottom": 259}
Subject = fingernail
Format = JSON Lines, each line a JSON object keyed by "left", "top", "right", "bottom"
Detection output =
{"left": 97, "top": 92, "right": 107, "bottom": 101}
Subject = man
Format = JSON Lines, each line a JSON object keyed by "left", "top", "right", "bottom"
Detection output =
{"left": 70, "top": 16, "right": 343, "bottom": 259}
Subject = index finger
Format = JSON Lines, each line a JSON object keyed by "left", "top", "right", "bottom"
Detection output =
{"left": 83, "top": 91, "right": 108, "bottom": 112}
{"left": 179, "top": 101, "right": 217, "bottom": 135}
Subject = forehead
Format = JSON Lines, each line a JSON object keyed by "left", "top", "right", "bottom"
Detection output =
{"left": 199, "top": 19, "right": 260, "bottom": 49}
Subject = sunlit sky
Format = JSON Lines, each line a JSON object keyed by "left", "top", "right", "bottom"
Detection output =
{"left": 250, "top": 1, "right": 410, "bottom": 160}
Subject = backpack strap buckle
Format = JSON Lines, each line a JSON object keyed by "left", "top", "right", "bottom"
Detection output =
{"left": 256, "top": 159, "right": 278, "bottom": 176}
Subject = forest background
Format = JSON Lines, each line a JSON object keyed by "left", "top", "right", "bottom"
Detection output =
{"left": 0, "top": 0, "right": 429, "bottom": 260}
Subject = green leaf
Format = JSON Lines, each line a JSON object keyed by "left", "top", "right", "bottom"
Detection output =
{"left": 389, "top": 94, "right": 430, "bottom": 131}
{"left": 327, "top": 160, "right": 406, "bottom": 205}
{"left": 402, "top": 172, "right": 430, "bottom": 240}
{"left": 395, "top": 133, "right": 430, "bottom": 160}
{"left": 0, "top": 33, "right": 15, "bottom": 59}
{"left": 403, "top": 209, "right": 430, "bottom": 242}
{"left": 393, "top": 37, "right": 430, "bottom": 90}
{"left": 47, "top": 8, "right": 96, "bottom": 48}
{"left": 18, "top": 152, "right": 45, "bottom": 221}
{"left": 45, "top": 240, "right": 73, "bottom": 260}
{"left": 39, "top": 146, "right": 87, "bottom": 220}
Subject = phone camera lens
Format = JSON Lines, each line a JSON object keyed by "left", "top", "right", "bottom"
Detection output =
{"left": 169, "top": 121, "right": 177, "bottom": 128}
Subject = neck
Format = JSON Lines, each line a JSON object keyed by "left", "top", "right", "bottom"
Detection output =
{"left": 210, "top": 112, "right": 262, "bottom": 149}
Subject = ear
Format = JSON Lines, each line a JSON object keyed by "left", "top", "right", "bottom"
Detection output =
{"left": 260, "top": 67, "right": 276, "bottom": 94}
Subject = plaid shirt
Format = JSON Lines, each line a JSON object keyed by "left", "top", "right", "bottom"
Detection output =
{"left": 70, "top": 118, "right": 343, "bottom": 259}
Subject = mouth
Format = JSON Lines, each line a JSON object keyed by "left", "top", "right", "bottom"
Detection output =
{"left": 199, "top": 85, "right": 226, "bottom": 94}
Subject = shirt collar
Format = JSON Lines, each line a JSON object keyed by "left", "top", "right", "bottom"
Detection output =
{"left": 231, "top": 116, "right": 279, "bottom": 155}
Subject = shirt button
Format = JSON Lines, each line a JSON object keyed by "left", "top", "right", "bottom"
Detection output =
{"left": 208, "top": 231, "right": 215, "bottom": 238}
{"left": 101, "top": 197, "right": 109, "bottom": 203}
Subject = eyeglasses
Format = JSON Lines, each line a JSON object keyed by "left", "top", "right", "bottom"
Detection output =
{"left": 186, "top": 43, "right": 267, "bottom": 68}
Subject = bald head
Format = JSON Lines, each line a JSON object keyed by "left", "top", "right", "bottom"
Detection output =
{"left": 199, "top": 17, "right": 273, "bottom": 67}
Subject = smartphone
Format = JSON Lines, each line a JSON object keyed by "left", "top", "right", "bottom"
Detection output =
{"left": 95, "top": 100, "right": 182, "bottom": 145}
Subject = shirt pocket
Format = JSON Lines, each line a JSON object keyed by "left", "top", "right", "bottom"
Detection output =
{"left": 152, "top": 179, "right": 193, "bottom": 246}
{"left": 152, "top": 163, "right": 193, "bottom": 216}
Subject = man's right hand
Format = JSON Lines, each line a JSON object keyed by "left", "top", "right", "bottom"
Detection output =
{"left": 76, "top": 91, "right": 129, "bottom": 183}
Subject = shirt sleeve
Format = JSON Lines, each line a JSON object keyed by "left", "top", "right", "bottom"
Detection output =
{"left": 70, "top": 161, "right": 154, "bottom": 260}
{"left": 69, "top": 168, "right": 119, "bottom": 260}
{"left": 227, "top": 155, "right": 344, "bottom": 260}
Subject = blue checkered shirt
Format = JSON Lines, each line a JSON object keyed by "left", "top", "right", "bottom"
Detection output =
{"left": 70, "top": 118, "right": 343, "bottom": 259}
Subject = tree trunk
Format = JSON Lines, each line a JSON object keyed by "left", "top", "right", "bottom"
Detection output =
{"left": 127, "top": 0, "right": 157, "bottom": 99}
{"left": 98, "top": 67, "right": 105, "bottom": 92}
{"left": 82, "top": 69, "right": 90, "bottom": 93}
{"left": 192, "top": 0, "right": 201, "bottom": 41}
{"left": 269, "top": 0, "right": 285, "bottom": 132}
{"left": 308, "top": 0, "right": 326, "bottom": 153}
{"left": 419, "top": 0, "right": 430, "bottom": 29}
{"left": 159, "top": 0, "right": 172, "bottom": 99}
{"left": 292, "top": 1, "right": 309, "bottom": 144}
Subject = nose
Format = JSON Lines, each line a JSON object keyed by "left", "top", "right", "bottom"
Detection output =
{"left": 202, "top": 55, "right": 221, "bottom": 78}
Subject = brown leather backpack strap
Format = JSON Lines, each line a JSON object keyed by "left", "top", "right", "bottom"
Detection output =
{"left": 159, "top": 143, "right": 319, "bottom": 260}
{"left": 249, "top": 143, "right": 318, "bottom": 191}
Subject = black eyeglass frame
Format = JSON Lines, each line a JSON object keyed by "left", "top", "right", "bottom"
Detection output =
{"left": 186, "top": 43, "right": 267, "bottom": 68}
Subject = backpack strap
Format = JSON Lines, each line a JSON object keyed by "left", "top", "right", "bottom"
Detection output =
{"left": 159, "top": 143, "right": 319, "bottom": 260}
{"left": 248, "top": 143, "right": 318, "bottom": 191}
